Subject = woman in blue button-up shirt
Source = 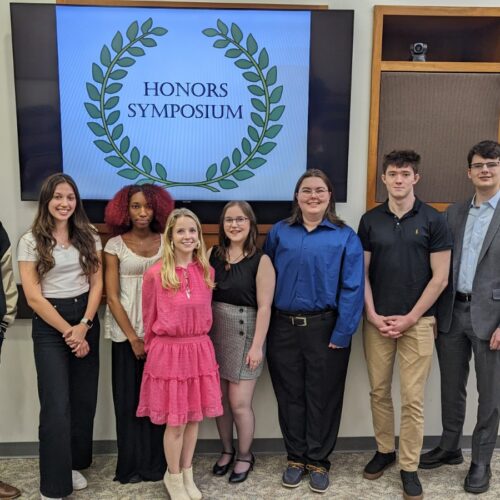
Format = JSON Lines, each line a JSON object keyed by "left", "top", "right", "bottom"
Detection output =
{"left": 264, "top": 169, "right": 364, "bottom": 494}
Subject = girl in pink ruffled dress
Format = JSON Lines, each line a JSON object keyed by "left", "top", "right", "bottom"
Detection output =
{"left": 136, "top": 208, "right": 222, "bottom": 500}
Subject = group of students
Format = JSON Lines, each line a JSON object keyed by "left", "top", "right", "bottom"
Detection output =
{"left": 0, "top": 139, "right": 498, "bottom": 500}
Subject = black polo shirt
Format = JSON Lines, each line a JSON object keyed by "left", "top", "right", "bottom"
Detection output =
{"left": 357, "top": 199, "right": 452, "bottom": 317}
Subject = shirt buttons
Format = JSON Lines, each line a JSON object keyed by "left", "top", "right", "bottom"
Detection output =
{"left": 239, "top": 319, "right": 244, "bottom": 325}
{"left": 239, "top": 308, "right": 244, "bottom": 313}
{"left": 239, "top": 331, "right": 245, "bottom": 336}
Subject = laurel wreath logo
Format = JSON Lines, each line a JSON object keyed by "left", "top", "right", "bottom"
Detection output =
{"left": 85, "top": 18, "right": 284, "bottom": 192}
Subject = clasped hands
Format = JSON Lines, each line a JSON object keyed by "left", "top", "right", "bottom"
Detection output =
{"left": 63, "top": 323, "right": 90, "bottom": 358}
{"left": 368, "top": 313, "right": 417, "bottom": 339}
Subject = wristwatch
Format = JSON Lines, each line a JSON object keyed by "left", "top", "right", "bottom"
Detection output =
{"left": 80, "top": 317, "right": 94, "bottom": 329}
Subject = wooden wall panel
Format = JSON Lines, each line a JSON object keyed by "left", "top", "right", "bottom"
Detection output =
{"left": 376, "top": 72, "right": 500, "bottom": 203}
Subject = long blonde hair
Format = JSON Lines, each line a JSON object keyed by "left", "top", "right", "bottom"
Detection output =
{"left": 160, "top": 208, "right": 214, "bottom": 290}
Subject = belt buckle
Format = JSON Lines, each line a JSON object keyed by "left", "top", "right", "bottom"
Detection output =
{"left": 292, "top": 316, "right": 307, "bottom": 327}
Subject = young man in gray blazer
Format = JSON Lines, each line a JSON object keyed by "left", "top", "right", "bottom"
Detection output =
{"left": 419, "top": 140, "right": 500, "bottom": 494}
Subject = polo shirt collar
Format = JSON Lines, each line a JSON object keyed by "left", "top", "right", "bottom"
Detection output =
{"left": 382, "top": 198, "right": 422, "bottom": 217}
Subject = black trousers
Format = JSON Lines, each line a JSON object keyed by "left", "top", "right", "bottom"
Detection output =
{"left": 112, "top": 340, "right": 166, "bottom": 483}
{"left": 267, "top": 311, "right": 351, "bottom": 470}
{"left": 32, "top": 293, "right": 99, "bottom": 498}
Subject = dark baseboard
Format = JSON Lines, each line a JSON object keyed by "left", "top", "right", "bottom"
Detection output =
{"left": 1, "top": 436, "right": 499, "bottom": 458}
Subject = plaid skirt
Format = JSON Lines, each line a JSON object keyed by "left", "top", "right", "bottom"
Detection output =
{"left": 210, "top": 301, "right": 264, "bottom": 383}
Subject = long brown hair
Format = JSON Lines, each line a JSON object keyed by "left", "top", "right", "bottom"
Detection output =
{"left": 287, "top": 169, "right": 345, "bottom": 227}
{"left": 31, "top": 173, "right": 100, "bottom": 279}
{"left": 160, "top": 208, "right": 214, "bottom": 290}
{"left": 214, "top": 201, "right": 258, "bottom": 268}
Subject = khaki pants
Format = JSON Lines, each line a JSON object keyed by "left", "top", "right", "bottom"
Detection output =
{"left": 363, "top": 316, "right": 435, "bottom": 471}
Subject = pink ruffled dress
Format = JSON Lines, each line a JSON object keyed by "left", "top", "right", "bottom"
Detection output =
{"left": 136, "top": 261, "right": 223, "bottom": 426}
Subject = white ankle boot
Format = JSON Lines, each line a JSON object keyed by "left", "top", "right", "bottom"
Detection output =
{"left": 183, "top": 466, "right": 202, "bottom": 500}
{"left": 72, "top": 470, "right": 88, "bottom": 490}
{"left": 164, "top": 469, "right": 190, "bottom": 500}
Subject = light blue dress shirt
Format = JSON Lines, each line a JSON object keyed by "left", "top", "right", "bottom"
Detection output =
{"left": 457, "top": 189, "right": 500, "bottom": 293}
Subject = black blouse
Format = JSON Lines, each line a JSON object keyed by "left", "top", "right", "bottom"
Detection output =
{"left": 210, "top": 247, "right": 263, "bottom": 307}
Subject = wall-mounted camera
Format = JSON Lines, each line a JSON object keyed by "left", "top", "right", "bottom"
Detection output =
{"left": 410, "top": 42, "right": 428, "bottom": 62}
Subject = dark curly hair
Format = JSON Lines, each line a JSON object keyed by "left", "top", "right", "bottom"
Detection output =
{"left": 32, "top": 173, "right": 100, "bottom": 279}
{"left": 104, "top": 184, "right": 174, "bottom": 236}
{"left": 467, "top": 140, "right": 500, "bottom": 165}
{"left": 382, "top": 150, "right": 421, "bottom": 174}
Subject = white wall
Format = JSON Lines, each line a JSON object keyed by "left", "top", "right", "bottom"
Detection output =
{"left": 1, "top": 0, "right": 498, "bottom": 444}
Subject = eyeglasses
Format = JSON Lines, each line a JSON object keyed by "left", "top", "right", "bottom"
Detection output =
{"left": 223, "top": 216, "right": 249, "bottom": 225}
{"left": 469, "top": 161, "right": 500, "bottom": 170}
{"left": 298, "top": 187, "right": 330, "bottom": 196}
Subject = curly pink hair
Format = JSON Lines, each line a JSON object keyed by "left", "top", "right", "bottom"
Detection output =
{"left": 105, "top": 184, "right": 174, "bottom": 235}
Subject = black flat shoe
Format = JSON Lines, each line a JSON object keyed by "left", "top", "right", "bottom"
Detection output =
{"left": 228, "top": 453, "right": 255, "bottom": 484}
{"left": 419, "top": 446, "right": 463, "bottom": 469}
{"left": 212, "top": 447, "right": 236, "bottom": 476}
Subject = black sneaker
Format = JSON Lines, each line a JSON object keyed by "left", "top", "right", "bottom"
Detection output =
{"left": 307, "top": 465, "right": 329, "bottom": 493}
{"left": 400, "top": 470, "right": 423, "bottom": 500}
{"left": 282, "top": 461, "right": 306, "bottom": 488}
{"left": 363, "top": 451, "right": 396, "bottom": 480}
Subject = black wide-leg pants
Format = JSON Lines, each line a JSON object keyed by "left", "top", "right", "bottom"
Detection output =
{"left": 32, "top": 293, "right": 99, "bottom": 498}
{"left": 267, "top": 311, "right": 350, "bottom": 470}
{"left": 112, "top": 340, "right": 166, "bottom": 483}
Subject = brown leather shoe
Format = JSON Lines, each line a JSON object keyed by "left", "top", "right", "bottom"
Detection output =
{"left": 0, "top": 481, "right": 21, "bottom": 499}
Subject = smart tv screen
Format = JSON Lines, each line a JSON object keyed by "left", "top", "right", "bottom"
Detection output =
{"left": 11, "top": 3, "right": 354, "bottom": 223}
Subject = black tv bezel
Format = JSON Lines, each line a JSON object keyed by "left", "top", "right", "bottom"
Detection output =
{"left": 10, "top": 3, "right": 354, "bottom": 224}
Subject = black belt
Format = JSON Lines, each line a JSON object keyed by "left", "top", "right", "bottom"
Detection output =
{"left": 275, "top": 309, "right": 335, "bottom": 327}
{"left": 456, "top": 291, "right": 472, "bottom": 302}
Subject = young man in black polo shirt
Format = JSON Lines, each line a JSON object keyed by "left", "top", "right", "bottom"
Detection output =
{"left": 358, "top": 150, "right": 451, "bottom": 500}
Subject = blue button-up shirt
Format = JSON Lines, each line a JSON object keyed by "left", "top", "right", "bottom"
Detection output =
{"left": 458, "top": 189, "right": 500, "bottom": 293}
{"left": 263, "top": 219, "right": 364, "bottom": 347}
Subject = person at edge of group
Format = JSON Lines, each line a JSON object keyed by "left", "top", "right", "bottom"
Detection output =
{"left": 209, "top": 201, "right": 276, "bottom": 483}
{"left": 0, "top": 222, "right": 21, "bottom": 500}
{"left": 103, "top": 184, "right": 174, "bottom": 484}
{"left": 263, "top": 169, "right": 364, "bottom": 494}
{"left": 419, "top": 140, "right": 500, "bottom": 495}
{"left": 136, "top": 208, "right": 223, "bottom": 500}
{"left": 358, "top": 150, "right": 452, "bottom": 500}
{"left": 17, "top": 174, "right": 102, "bottom": 500}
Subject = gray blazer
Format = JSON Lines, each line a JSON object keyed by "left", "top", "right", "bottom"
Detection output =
{"left": 437, "top": 197, "right": 500, "bottom": 340}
